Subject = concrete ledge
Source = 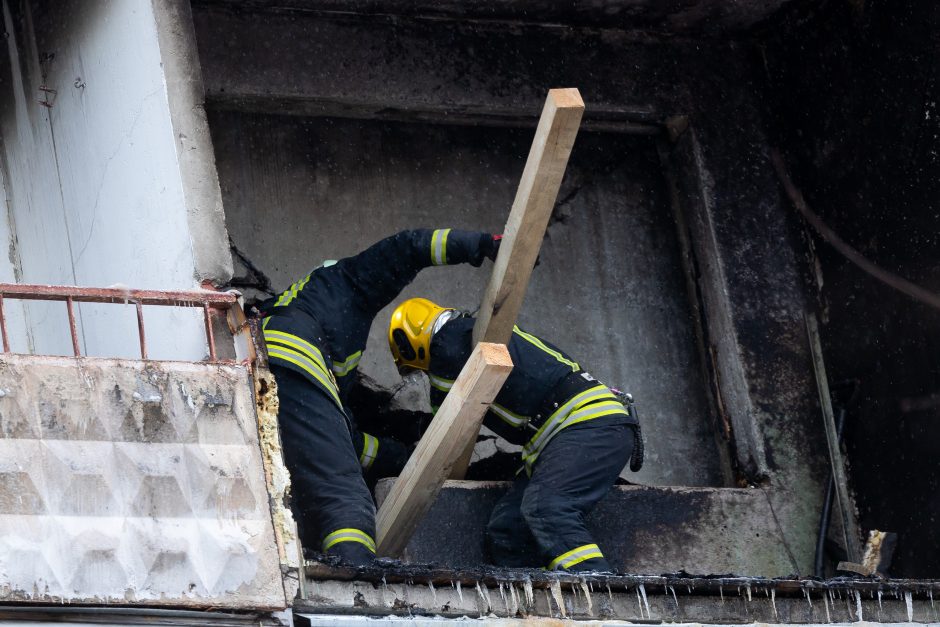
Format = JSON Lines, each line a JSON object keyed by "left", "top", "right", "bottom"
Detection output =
{"left": 301, "top": 565, "right": 940, "bottom": 623}
{"left": 375, "top": 479, "right": 797, "bottom": 576}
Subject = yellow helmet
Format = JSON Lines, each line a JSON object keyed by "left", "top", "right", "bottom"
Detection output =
{"left": 388, "top": 298, "right": 451, "bottom": 371}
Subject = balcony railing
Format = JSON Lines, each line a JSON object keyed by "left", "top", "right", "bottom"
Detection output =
{"left": 0, "top": 283, "right": 249, "bottom": 363}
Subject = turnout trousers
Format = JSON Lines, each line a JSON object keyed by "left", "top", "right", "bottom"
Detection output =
{"left": 270, "top": 365, "right": 377, "bottom": 564}
{"left": 485, "top": 420, "right": 634, "bottom": 572}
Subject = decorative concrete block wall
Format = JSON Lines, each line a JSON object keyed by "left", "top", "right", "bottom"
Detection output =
{"left": 0, "top": 355, "right": 284, "bottom": 608}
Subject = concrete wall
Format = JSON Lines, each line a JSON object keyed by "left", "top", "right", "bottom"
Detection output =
{"left": 211, "top": 111, "right": 723, "bottom": 488}
{"left": 0, "top": 0, "right": 232, "bottom": 361}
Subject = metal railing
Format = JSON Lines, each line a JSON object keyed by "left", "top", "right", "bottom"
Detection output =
{"left": 0, "top": 283, "right": 243, "bottom": 362}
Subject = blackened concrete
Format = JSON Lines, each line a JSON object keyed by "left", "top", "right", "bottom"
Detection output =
{"left": 375, "top": 479, "right": 799, "bottom": 576}
{"left": 760, "top": 0, "right": 940, "bottom": 577}
{"left": 198, "top": 0, "right": 800, "bottom": 38}
{"left": 195, "top": 4, "right": 831, "bottom": 575}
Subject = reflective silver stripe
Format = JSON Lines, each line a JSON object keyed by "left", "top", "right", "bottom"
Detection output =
{"left": 559, "top": 400, "right": 629, "bottom": 430}
{"left": 549, "top": 543, "right": 604, "bottom": 570}
{"left": 524, "top": 385, "right": 613, "bottom": 458}
{"left": 431, "top": 228, "right": 450, "bottom": 265}
{"left": 332, "top": 350, "right": 363, "bottom": 377}
{"left": 275, "top": 273, "right": 312, "bottom": 307}
{"left": 264, "top": 330, "right": 329, "bottom": 372}
{"left": 490, "top": 403, "right": 528, "bottom": 428}
{"left": 322, "top": 528, "right": 376, "bottom": 553}
{"left": 360, "top": 433, "right": 379, "bottom": 470}
{"left": 428, "top": 373, "right": 454, "bottom": 392}
{"left": 266, "top": 346, "right": 341, "bottom": 407}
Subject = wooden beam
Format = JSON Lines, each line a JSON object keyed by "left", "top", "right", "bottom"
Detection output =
{"left": 472, "top": 88, "right": 585, "bottom": 346}
{"left": 376, "top": 342, "right": 513, "bottom": 557}
{"left": 448, "top": 88, "right": 584, "bottom": 480}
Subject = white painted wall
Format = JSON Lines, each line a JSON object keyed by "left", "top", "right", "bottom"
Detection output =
{"left": 0, "top": 0, "right": 217, "bottom": 361}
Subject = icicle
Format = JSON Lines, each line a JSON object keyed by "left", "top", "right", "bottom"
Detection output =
{"left": 579, "top": 579, "right": 593, "bottom": 617}
{"left": 804, "top": 587, "right": 813, "bottom": 610}
{"left": 824, "top": 590, "right": 831, "bottom": 624}
{"left": 606, "top": 582, "right": 613, "bottom": 604}
{"left": 746, "top": 582, "right": 752, "bottom": 603}
{"left": 855, "top": 589, "right": 863, "bottom": 621}
{"left": 456, "top": 580, "right": 463, "bottom": 604}
{"left": 905, "top": 590, "right": 914, "bottom": 622}
{"left": 877, "top": 589, "right": 883, "bottom": 614}
{"left": 719, "top": 585, "right": 724, "bottom": 604}
{"left": 524, "top": 578, "right": 534, "bottom": 608}
{"left": 770, "top": 588, "right": 778, "bottom": 621}
{"left": 668, "top": 585, "right": 679, "bottom": 612}
{"left": 476, "top": 581, "right": 492, "bottom": 614}
{"left": 498, "top": 582, "right": 507, "bottom": 613}
{"left": 428, "top": 581, "right": 436, "bottom": 604}
{"left": 508, "top": 583, "right": 520, "bottom": 616}
{"left": 550, "top": 580, "right": 567, "bottom": 618}
{"left": 639, "top": 583, "right": 651, "bottom": 619}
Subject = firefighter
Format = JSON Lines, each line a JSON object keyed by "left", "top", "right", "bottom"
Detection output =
{"left": 388, "top": 298, "right": 642, "bottom": 572}
{"left": 261, "top": 230, "right": 499, "bottom": 566}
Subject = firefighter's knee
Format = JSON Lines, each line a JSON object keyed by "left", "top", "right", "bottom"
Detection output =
{"left": 519, "top": 485, "right": 550, "bottom": 533}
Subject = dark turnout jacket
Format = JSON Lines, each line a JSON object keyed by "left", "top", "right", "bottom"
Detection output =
{"left": 261, "top": 229, "right": 493, "bottom": 473}
{"left": 428, "top": 315, "right": 637, "bottom": 473}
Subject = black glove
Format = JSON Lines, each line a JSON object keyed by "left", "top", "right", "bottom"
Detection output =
{"left": 481, "top": 234, "right": 502, "bottom": 261}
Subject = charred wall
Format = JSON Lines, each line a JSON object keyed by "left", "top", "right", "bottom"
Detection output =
{"left": 760, "top": 0, "right": 940, "bottom": 576}
{"left": 194, "top": 1, "right": 831, "bottom": 575}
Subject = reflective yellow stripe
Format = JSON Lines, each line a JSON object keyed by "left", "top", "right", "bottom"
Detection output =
{"left": 522, "top": 385, "right": 620, "bottom": 471}
{"left": 359, "top": 433, "right": 379, "bottom": 470}
{"left": 513, "top": 326, "right": 579, "bottom": 371}
{"left": 274, "top": 273, "right": 312, "bottom": 307}
{"left": 526, "top": 385, "right": 613, "bottom": 453}
{"left": 322, "top": 528, "right": 376, "bottom": 553}
{"left": 431, "top": 229, "right": 451, "bottom": 265}
{"left": 428, "top": 373, "right": 454, "bottom": 392}
{"left": 332, "top": 350, "right": 363, "bottom": 377}
{"left": 266, "top": 346, "right": 341, "bottom": 407}
{"left": 549, "top": 544, "right": 604, "bottom": 570}
{"left": 560, "top": 400, "right": 630, "bottom": 430}
{"left": 264, "top": 330, "right": 336, "bottom": 392}
{"left": 490, "top": 403, "right": 528, "bottom": 428}
{"left": 264, "top": 330, "right": 329, "bottom": 371}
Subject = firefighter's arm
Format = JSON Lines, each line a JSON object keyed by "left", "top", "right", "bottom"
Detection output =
{"left": 337, "top": 229, "right": 500, "bottom": 313}
{"left": 353, "top": 429, "right": 411, "bottom": 477}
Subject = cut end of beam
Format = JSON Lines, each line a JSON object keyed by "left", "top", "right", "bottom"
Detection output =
{"left": 477, "top": 341, "right": 513, "bottom": 370}
{"left": 548, "top": 88, "right": 585, "bottom": 110}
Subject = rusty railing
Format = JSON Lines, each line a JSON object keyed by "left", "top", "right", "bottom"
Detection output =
{"left": 0, "top": 283, "right": 246, "bottom": 362}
